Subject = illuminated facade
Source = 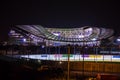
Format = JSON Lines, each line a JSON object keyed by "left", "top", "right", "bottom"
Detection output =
{"left": 9, "top": 25, "right": 114, "bottom": 46}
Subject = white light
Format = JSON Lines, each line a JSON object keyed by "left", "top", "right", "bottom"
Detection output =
{"left": 23, "top": 38, "right": 26, "bottom": 42}
{"left": 91, "top": 38, "right": 97, "bottom": 41}
{"left": 53, "top": 32, "right": 60, "bottom": 36}
{"left": 10, "top": 30, "right": 15, "bottom": 34}
{"left": 38, "top": 60, "right": 41, "bottom": 63}
{"left": 84, "top": 28, "right": 92, "bottom": 32}
{"left": 117, "top": 38, "right": 120, "bottom": 41}
{"left": 42, "top": 45, "right": 45, "bottom": 48}
{"left": 78, "top": 35, "right": 84, "bottom": 38}
{"left": 88, "top": 28, "right": 92, "bottom": 31}
{"left": 59, "top": 61, "right": 62, "bottom": 64}
{"left": 27, "top": 58, "right": 29, "bottom": 61}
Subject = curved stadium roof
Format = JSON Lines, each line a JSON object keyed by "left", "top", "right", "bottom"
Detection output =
{"left": 16, "top": 25, "right": 114, "bottom": 42}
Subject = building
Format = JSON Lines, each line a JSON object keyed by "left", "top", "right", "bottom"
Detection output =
{"left": 8, "top": 25, "right": 114, "bottom": 46}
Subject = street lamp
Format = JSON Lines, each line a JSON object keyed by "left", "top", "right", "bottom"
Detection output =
{"left": 67, "top": 44, "right": 70, "bottom": 80}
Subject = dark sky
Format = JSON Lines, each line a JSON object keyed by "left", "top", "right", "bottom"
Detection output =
{"left": 0, "top": 0, "right": 120, "bottom": 41}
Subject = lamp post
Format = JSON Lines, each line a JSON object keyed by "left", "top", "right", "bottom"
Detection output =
{"left": 58, "top": 46, "right": 60, "bottom": 60}
{"left": 82, "top": 44, "right": 85, "bottom": 80}
{"left": 67, "top": 45, "right": 70, "bottom": 80}
{"left": 73, "top": 43, "right": 75, "bottom": 60}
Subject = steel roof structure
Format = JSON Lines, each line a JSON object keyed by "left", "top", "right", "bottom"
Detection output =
{"left": 15, "top": 25, "right": 114, "bottom": 42}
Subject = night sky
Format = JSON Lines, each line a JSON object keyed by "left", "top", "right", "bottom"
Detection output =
{"left": 0, "top": 1, "right": 120, "bottom": 41}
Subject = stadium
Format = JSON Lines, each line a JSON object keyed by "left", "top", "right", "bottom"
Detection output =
{"left": 1, "top": 25, "right": 120, "bottom": 79}
{"left": 9, "top": 25, "right": 114, "bottom": 46}
{"left": 8, "top": 25, "right": 119, "bottom": 61}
